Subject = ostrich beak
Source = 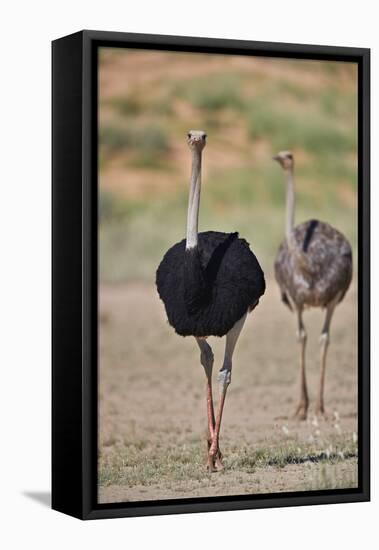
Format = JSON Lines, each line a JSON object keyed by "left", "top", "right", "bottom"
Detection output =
{"left": 272, "top": 155, "right": 280, "bottom": 162}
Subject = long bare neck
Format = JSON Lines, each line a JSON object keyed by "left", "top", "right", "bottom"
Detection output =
{"left": 186, "top": 149, "right": 202, "bottom": 250}
{"left": 285, "top": 168, "right": 295, "bottom": 247}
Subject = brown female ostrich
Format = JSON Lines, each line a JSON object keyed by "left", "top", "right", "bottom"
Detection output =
{"left": 156, "top": 131, "right": 265, "bottom": 471}
{"left": 273, "top": 151, "right": 352, "bottom": 420}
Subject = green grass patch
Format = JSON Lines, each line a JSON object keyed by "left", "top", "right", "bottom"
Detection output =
{"left": 99, "top": 434, "right": 358, "bottom": 488}
{"left": 99, "top": 442, "right": 207, "bottom": 487}
{"left": 247, "top": 100, "right": 356, "bottom": 155}
{"left": 100, "top": 122, "right": 170, "bottom": 160}
{"left": 107, "top": 92, "right": 173, "bottom": 118}
{"left": 176, "top": 74, "right": 245, "bottom": 112}
{"left": 108, "top": 95, "right": 143, "bottom": 116}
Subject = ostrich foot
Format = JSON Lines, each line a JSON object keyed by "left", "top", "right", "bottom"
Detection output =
{"left": 207, "top": 445, "right": 224, "bottom": 473}
{"left": 215, "top": 450, "right": 224, "bottom": 471}
{"left": 315, "top": 404, "right": 330, "bottom": 420}
{"left": 292, "top": 402, "right": 308, "bottom": 421}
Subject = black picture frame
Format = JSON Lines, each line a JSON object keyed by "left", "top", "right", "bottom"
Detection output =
{"left": 52, "top": 30, "right": 370, "bottom": 520}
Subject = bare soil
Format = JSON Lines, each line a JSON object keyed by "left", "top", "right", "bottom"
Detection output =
{"left": 98, "top": 279, "right": 358, "bottom": 503}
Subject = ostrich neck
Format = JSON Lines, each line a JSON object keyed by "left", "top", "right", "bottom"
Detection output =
{"left": 285, "top": 169, "right": 295, "bottom": 247}
{"left": 186, "top": 149, "right": 202, "bottom": 250}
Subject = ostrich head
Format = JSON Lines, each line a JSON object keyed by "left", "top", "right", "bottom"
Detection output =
{"left": 273, "top": 151, "right": 294, "bottom": 171}
{"left": 187, "top": 130, "right": 207, "bottom": 152}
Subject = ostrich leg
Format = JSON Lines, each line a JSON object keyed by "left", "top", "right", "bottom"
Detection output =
{"left": 316, "top": 295, "right": 339, "bottom": 417}
{"left": 208, "top": 313, "right": 247, "bottom": 472}
{"left": 196, "top": 338, "right": 220, "bottom": 464}
{"left": 293, "top": 307, "right": 309, "bottom": 420}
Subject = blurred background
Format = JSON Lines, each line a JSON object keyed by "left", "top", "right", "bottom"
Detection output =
{"left": 98, "top": 49, "right": 358, "bottom": 504}
{"left": 99, "top": 48, "right": 357, "bottom": 283}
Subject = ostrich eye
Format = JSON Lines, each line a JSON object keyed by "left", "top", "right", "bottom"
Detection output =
{"left": 187, "top": 133, "right": 191, "bottom": 138}
{"left": 203, "top": 134, "right": 207, "bottom": 139}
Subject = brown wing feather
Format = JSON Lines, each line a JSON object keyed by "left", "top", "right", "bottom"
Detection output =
{"left": 274, "top": 220, "right": 352, "bottom": 309}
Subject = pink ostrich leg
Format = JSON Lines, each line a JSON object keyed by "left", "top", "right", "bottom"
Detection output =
{"left": 206, "top": 372, "right": 215, "bottom": 445}
{"left": 208, "top": 313, "right": 247, "bottom": 472}
{"left": 196, "top": 338, "right": 222, "bottom": 469}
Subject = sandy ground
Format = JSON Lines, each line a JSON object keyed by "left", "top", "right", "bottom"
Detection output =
{"left": 98, "top": 279, "right": 358, "bottom": 504}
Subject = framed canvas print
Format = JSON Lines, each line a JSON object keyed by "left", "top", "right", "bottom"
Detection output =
{"left": 52, "top": 30, "right": 370, "bottom": 520}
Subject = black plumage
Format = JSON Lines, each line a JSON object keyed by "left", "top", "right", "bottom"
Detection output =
{"left": 156, "top": 230, "right": 265, "bottom": 337}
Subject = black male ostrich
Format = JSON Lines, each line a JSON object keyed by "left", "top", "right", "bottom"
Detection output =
{"left": 273, "top": 151, "right": 352, "bottom": 420}
{"left": 156, "top": 131, "right": 265, "bottom": 471}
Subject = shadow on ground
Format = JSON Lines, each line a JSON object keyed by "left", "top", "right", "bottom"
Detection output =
{"left": 23, "top": 491, "right": 51, "bottom": 507}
